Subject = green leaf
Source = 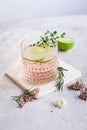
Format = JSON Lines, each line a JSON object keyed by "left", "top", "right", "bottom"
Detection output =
{"left": 61, "top": 32, "right": 66, "bottom": 38}
{"left": 55, "top": 66, "right": 68, "bottom": 91}
{"left": 57, "top": 67, "right": 68, "bottom": 71}
{"left": 53, "top": 31, "right": 57, "bottom": 34}
{"left": 45, "top": 30, "right": 50, "bottom": 35}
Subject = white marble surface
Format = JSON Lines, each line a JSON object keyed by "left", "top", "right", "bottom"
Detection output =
{"left": 0, "top": 15, "right": 87, "bottom": 130}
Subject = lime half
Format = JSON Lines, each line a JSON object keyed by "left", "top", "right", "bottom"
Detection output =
{"left": 58, "top": 36, "right": 75, "bottom": 51}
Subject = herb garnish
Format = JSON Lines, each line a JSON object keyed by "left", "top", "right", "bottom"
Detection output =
{"left": 61, "top": 32, "right": 66, "bottom": 38}
{"left": 31, "top": 31, "right": 66, "bottom": 48}
{"left": 36, "top": 30, "right": 58, "bottom": 47}
{"left": 55, "top": 67, "right": 68, "bottom": 91}
{"left": 12, "top": 87, "right": 39, "bottom": 108}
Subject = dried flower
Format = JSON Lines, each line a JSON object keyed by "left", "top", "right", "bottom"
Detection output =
{"left": 67, "top": 80, "right": 87, "bottom": 101}
{"left": 68, "top": 80, "right": 85, "bottom": 90}
{"left": 56, "top": 98, "right": 66, "bottom": 108}
{"left": 12, "top": 88, "right": 40, "bottom": 108}
{"left": 79, "top": 87, "right": 87, "bottom": 101}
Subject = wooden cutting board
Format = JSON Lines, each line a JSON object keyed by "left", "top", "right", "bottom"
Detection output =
{"left": 5, "top": 59, "right": 81, "bottom": 98}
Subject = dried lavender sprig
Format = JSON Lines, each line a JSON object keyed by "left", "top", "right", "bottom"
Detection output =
{"left": 68, "top": 80, "right": 85, "bottom": 90}
{"left": 12, "top": 88, "right": 40, "bottom": 108}
{"left": 79, "top": 87, "right": 87, "bottom": 101}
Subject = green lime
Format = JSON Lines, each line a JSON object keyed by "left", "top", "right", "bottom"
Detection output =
{"left": 58, "top": 36, "right": 75, "bottom": 51}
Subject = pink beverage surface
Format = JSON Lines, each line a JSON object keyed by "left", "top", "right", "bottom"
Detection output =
{"left": 22, "top": 58, "right": 57, "bottom": 84}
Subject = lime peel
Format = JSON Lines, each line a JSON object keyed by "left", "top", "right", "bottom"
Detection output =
{"left": 58, "top": 36, "right": 75, "bottom": 51}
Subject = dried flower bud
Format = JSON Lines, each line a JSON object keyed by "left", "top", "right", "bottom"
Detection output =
{"left": 68, "top": 80, "right": 85, "bottom": 90}
{"left": 12, "top": 87, "right": 40, "bottom": 108}
{"left": 56, "top": 98, "right": 66, "bottom": 108}
{"left": 79, "top": 87, "right": 87, "bottom": 101}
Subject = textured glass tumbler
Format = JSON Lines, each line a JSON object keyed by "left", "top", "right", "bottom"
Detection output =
{"left": 21, "top": 40, "right": 58, "bottom": 85}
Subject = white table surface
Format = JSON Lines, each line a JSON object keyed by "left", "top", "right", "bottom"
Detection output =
{"left": 0, "top": 15, "right": 87, "bottom": 130}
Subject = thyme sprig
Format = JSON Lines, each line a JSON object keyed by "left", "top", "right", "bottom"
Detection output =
{"left": 55, "top": 67, "right": 68, "bottom": 91}
{"left": 61, "top": 32, "right": 66, "bottom": 38}
{"left": 31, "top": 31, "right": 66, "bottom": 48}
{"left": 36, "top": 30, "right": 58, "bottom": 47}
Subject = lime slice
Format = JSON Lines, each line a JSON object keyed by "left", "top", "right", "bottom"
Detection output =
{"left": 23, "top": 46, "right": 53, "bottom": 62}
{"left": 58, "top": 36, "right": 75, "bottom": 51}
{"left": 27, "top": 46, "right": 46, "bottom": 53}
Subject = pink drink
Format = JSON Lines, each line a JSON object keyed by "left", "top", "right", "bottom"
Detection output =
{"left": 22, "top": 57, "right": 57, "bottom": 84}
{"left": 21, "top": 38, "right": 58, "bottom": 85}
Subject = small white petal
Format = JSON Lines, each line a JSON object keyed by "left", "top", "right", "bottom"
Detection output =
{"left": 56, "top": 98, "right": 66, "bottom": 108}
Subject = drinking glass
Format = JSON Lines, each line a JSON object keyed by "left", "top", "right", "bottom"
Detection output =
{"left": 20, "top": 39, "right": 58, "bottom": 85}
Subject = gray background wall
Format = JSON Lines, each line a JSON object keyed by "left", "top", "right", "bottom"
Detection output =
{"left": 0, "top": 0, "right": 87, "bottom": 21}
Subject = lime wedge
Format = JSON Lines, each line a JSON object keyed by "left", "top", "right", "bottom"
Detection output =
{"left": 58, "top": 36, "right": 75, "bottom": 51}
